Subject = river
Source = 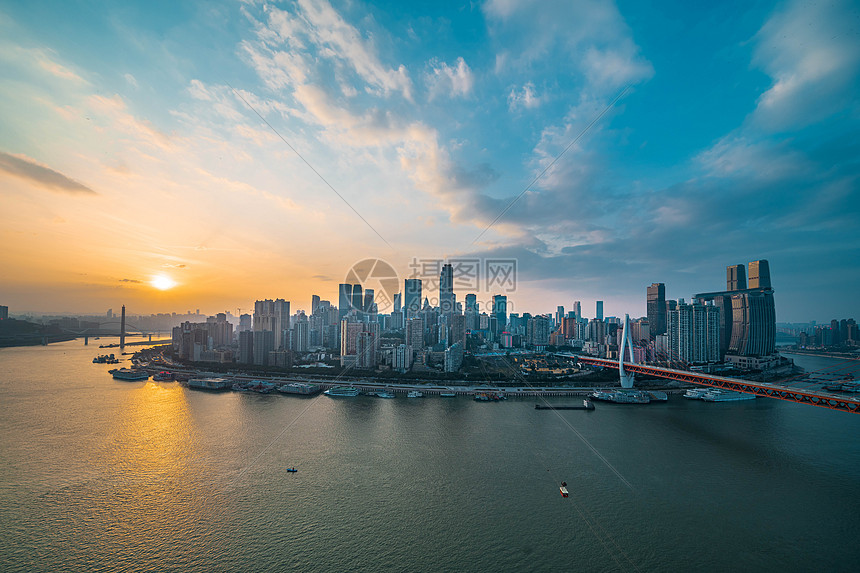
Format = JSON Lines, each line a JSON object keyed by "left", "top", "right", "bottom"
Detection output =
{"left": 1, "top": 340, "right": 858, "bottom": 572}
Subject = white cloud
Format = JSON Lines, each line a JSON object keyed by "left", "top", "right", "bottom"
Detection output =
{"left": 507, "top": 82, "right": 541, "bottom": 111}
{"left": 751, "top": 0, "right": 860, "bottom": 130}
{"left": 293, "top": 0, "right": 413, "bottom": 100}
{"left": 124, "top": 73, "right": 138, "bottom": 89}
{"left": 697, "top": 136, "right": 811, "bottom": 181}
{"left": 483, "top": 0, "right": 652, "bottom": 91}
{"left": 426, "top": 57, "right": 474, "bottom": 100}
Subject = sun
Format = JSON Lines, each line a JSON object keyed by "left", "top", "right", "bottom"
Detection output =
{"left": 151, "top": 274, "right": 177, "bottom": 291}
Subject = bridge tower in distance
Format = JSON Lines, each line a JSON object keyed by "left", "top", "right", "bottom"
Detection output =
{"left": 619, "top": 313, "right": 636, "bottom": 389}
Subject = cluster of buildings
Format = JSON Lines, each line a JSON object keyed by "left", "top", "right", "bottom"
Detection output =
{"left": 640, "top": 260, "right": 778, "bottom": 369}
{"left": 167, "top": 258, "right": 789, "bottom": 373}
{"left": 787, "top": 319, "right": 858, "bottom": 348}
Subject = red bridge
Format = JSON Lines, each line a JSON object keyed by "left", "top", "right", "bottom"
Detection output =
{"left": 575, "top": 356, "right": 860, "bottom": 414}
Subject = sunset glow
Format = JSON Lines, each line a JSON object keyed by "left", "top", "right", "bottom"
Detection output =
{"left": 0, "top": 0, "right": 857, "bottom": 320}
{"left": 151, "top": 275, "right": 177, "bottom": 291}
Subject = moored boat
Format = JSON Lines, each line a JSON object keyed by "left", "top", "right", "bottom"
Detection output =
{"left": 324, "top": 386, "right": 361, "bottom": 397}
{"left": 702, "top": 389, "right": 756, "bottom": 402}
{"left": 110, "top": 368, "right": 149, "bottom": 381}
{"left": 407, "top": 390, "right": 423, "bottom": 398}
{"left": 185, "top": 377, "right": 232, "bottom": 391}
{"left": 375, "top": 391, "right": 395, "bottom": 398}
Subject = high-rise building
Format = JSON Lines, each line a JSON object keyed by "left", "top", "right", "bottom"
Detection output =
{"left": 404, "top": 279, "right": 422, "bottom": 319}
{"left": 596, "top": 301, "right": 603, "bottom": 321}
{"left": 254, "top": 299, "right": 290, "bottom": 349}
{"left": 293, "top": 319, "right": 309, "bottom": 353}
{"left": 697, "top": 260, "right": 775, "bottom": 360}
{"left": 728, "top": 291, "right": 775, "bottom": 356}
{"left": 556, "top": 306, "right": 565, "bottom": 327}
{"left": 440, "top": 263, "right": 454, "bottom": 315}
{"left": 351, "top": 284, "right": 363, "bottom": 315}
{"left": 646, "top": 283, "right": 666, "bottom": 339}
{"left": 492, "top": 295, "right": 507, "bottom": 333}
{"left": 573, "top": 301, "right": 581, "bottom": 321}
{"left": 668, "top": 301, "right": 721, "bottom": 364}
{"left": 444, "top": 343, "right": 464, "bottom": 372}
{"left": 338, "top": 283, "right": 352, "bottom": 320}
{"left": 238, "top": 330, "right": 254, "bottom": 364}
{"left": 393, "top": 293, "right": 402, "bottom": 313}
{"left": 252, "top": 330, "right": 275, "bottom": 366}
{"left": 748, "top": 259, "right": 771, "bottom": 289}
{"left": 406, "top": 317, "right": 425, "bottom": 350}
{"left": 465, "top": 294, "right": 477, "bottom": 312}
{"left": 363, "top": 289, "right": 374, "bottom": 314}
{"left": 727, "top": 264, "right": 747, "bottom": 291}
{"left": 528, "top": 315, "right": 551, "bottom": 346}
{"left": 450, "top": 313, "right": 466, "bottom": 349}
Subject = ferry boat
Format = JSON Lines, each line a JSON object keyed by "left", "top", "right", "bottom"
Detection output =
{"left": 324, "top": 386, "right": 361, "bottom": 397}
{"left": 286, "top": 468, "right": 298, "bottom": 473}
{"left": 93, "top": 354, "right": 120, "bottom": 364}
{"left": 407, "top": 390, "right": 423, "bottom": 398}
{"left": 439, "top": 391, "right": 457, "bottom": 397}
{"left": 375, "top": 391, "right": 395, "bottom": 398}
{"left": 110, "top": 368, "right": 149, "bottom": 381}
{"left": 683, "top": 388, "right": 711, "bottom": 400}
{"left": 702, "top": 389, "right": 756, "bottom": 402}
{"left": 278, "top": 382, "right": 321, "bottom": 395}
{"left": 185, "top": 377, "right": 232, "bottom": 391}
{"left": 560, "top": 482, "right": 569, "bottom": 498}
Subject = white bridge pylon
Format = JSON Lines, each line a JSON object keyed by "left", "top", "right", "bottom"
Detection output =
{"left": 619, "top": 313, "right": 636, "bottom": 389}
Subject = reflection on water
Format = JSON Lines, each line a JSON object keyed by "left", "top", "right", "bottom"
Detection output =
{"left": 1, "top": 340, "right": 859, "bottom": 573}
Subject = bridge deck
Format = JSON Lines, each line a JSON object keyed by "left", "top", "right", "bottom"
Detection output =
{"left": 575, "top": 356, "right": 860, "bottom": 414}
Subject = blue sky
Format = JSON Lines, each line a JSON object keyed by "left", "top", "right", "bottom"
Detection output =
{"left": 0, "top": 0, "right": 858, "bottom": 321}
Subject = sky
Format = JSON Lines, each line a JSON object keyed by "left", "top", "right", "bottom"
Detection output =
{"left": 0, "top": 0, "right": 858, "bottom": 322}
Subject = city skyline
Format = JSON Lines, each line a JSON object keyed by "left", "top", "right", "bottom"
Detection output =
{"left": 1, "top": 0, "right": 858, "bottom": 321}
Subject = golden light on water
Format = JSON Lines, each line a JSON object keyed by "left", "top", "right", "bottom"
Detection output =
{"left": 151, "top": 275, "right": 177, "bottom": 291}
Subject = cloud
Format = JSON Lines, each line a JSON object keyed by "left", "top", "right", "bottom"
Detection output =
{"left": 312, "top": 274, "right": 333, "bottom": 281}
{"left": 484, "top": 0, "right": 653, "bottom": 90}
{"left": 508, "top": 82, "right": 542, "bottom": 111}
{"left": 257, "top": 0, "right": 413, "bottom": 100}
{"left": 426, "top": 57, "right": 474, "bottom": 100}
{"left": 0, "top": 151, "right": 96, "bottom": 195}
{"left": 118, "top": 278, "right": 141, "bottom": 283}
{"left": 751, "top": 0, "right": 860, "bottom": 130}
{"left": 124, "top": 73, "right": 138, "bottom": 89}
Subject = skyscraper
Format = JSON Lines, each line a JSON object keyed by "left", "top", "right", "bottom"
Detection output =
{"left": 748, "top": 260, "right": 771, "bottom": 289}
{"left": 647, "top": 283, "right": 666, "bottom": 339}
{"left": 254, "top": 299, "right": 290, "bottom": 349}
{"left": 573, "top": 301, "right": 581, "bottom": 321}
{"left": 404, "top": 279, "right": 422, "bottom": 319}
{"left": 727, "top": 265, "right": 747, "bottom": 291}
{"left": 596, "top": 301, "right": 603, "bottom": 321}
{"left": 363, "top": 289, "right": 374, "bottom": 314}
{"left": 465, "top": 294, "right": 477, "bottom": 313}
{"left": 492, "top": 295, "right": 507, "bottom": 333}
{"left": 351, "top": 284, "right": 363, "bottom": 314}
{"left": 696, "top": 260, "right": 775, "bottom": 360}
{"left": 440, "top": 263, "right": 454, "bottom": 315}
{"left": 338, "top": 283, "right": 352, "bottom": 320}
